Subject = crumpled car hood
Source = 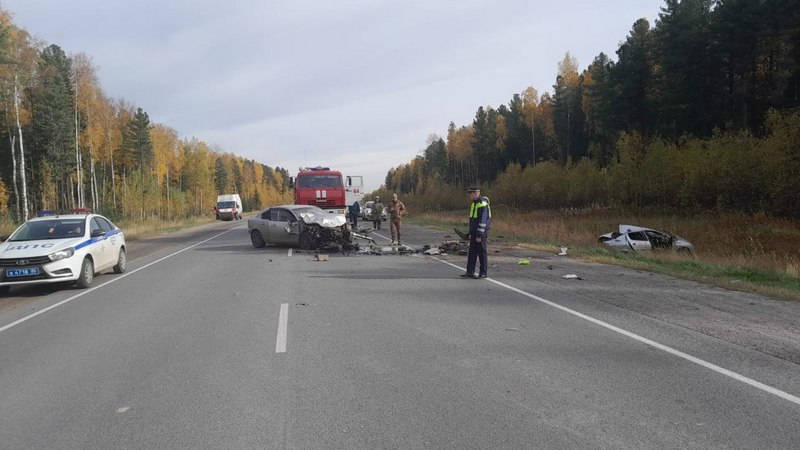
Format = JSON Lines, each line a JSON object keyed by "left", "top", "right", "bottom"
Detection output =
{"left": 298, "top": 210, "right": 346, "bottom": 228}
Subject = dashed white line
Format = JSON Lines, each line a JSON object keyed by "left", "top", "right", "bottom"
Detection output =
{"left": 0, "top": 226, "right": 243, "bottom": 334}
{"left": 431, "top": 256, "right": 800, "bottom": 407}
{"left": 288, "top": 248, "right": 293, "bottom": 257}
{"left": 275, "top": 303, "right": 288, "bottom": 353}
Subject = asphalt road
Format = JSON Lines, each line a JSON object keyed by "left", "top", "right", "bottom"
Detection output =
{"left": 1, "top": 220, "right": 799, "bottom": 449}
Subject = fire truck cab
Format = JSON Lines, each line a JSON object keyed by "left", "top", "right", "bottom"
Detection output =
{"left": 289, "top": 167, "right": 348, "bottom": 215}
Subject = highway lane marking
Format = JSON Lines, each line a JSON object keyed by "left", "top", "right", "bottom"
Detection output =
{"left": 0, "top": 226, "right": 245, "bottom": 335}
{"left": 372, "top": 230, "right": 391, "bottom": 242}
{"left": 432, "top": 256, "right": 800, "bottom": 407}
{"left": 371, "top": 230, "right": 413, "bottom": 250}
{"left": 275, "top": 303, "right": 288, "bottom": 353}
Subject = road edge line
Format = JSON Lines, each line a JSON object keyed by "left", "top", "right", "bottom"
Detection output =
{"left": 431, "top": 256, "right": 800, "bottom": 407}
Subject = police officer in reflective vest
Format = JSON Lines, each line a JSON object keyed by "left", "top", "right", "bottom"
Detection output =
{"left": 460, "top": 187, "right": 491, "bottom": 279}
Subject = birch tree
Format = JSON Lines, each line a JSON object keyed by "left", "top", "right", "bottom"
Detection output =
{"left": 0, "top": 13, "right": 36, "bottom": 221}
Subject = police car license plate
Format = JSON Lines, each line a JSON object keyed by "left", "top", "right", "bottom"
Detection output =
{"left": 5, "top": 267, "right": 40, "bottom": 278}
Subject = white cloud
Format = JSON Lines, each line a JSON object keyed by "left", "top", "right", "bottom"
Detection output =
{"left": 3, "top": 0, "right": 664, "bottom": 190}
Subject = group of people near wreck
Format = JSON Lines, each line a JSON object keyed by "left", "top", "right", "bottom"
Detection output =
{"left": 348, "top": 193, "right": 405, "bottom": 245}
{"left": 347, "top": 187, "right": 491, "bottom": 279}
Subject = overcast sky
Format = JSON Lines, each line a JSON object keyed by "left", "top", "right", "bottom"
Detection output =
{"left": 3, "top": 0, "right": 664, "bottom": 191}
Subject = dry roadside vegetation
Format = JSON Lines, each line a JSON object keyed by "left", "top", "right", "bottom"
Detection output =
{"left": 115, "top": 216, "right": 218, "bottom": 241}
{"left": 408, "top": 208, "right": 800, "bottom": 301}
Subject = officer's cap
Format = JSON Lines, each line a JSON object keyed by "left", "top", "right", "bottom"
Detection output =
{"left": 467, "top": 187, "right": 481, "bottom": 193}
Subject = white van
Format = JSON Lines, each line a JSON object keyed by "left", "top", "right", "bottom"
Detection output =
{"left": 345, "top": 175, "right": 364, "bottom": 207}
{"left": 215, "top": 194, "right": 243, "bottom": 220}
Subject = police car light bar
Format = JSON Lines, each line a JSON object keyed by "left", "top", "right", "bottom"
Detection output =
{"left": 36, "top": 208, "right": 93, "bottom": 217}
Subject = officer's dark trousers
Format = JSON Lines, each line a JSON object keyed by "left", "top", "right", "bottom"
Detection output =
{"left": 466, "top": 235, "right": 488, "bottom": 276}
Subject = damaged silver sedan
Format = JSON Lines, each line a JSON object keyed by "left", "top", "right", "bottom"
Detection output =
{"left": 248, "top": 205, "right": 373, "bottom": 251}
{"left": 598, "top": 224, "right": 694, "bottom": 254}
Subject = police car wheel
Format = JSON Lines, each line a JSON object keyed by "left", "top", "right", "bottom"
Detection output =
{"left": 250, "top": 230, "right": 266, "bottom": 248}
{"left": 113, "top": 248, "right": 127, "bottom": 274}
{"left": 76, "top": 258, "right": 94, "bottom": 289}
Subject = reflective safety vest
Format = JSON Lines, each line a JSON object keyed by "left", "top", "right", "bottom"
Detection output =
{"left": 469, "top": 197, "right": 491, "bottom": 237}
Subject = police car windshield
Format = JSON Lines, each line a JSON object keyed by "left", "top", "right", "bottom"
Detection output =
{"left": 8, "top": 219, "right": 86, "bottom": 241}
{"left": 297, "top": 174, "right": 343, "bottom": 188}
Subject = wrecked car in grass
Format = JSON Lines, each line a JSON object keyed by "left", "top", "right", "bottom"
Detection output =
{"left": 598, "top": 225, "right": 694, "bottom": 254}
{"left": 248, "top": 205, "right": 374, "bottom": 251}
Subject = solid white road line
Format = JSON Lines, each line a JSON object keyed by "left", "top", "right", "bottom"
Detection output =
{"left": 372, "top": 231, "right": 391, "bottom": 242}
{"left": 432, "top": 256, "right": 800, "bottom": 407}
{"left": 371, "top": 229, "right": 414, "bottom": 250}
{"left": 0, "top": 226, "right": 244, "bottom": 334}
{"left": 275, "top": 303, "right": 288, "bottom": 353}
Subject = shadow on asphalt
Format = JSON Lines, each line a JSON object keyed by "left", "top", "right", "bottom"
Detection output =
{"left": 1, "top": 283, "right": 68, "bottom": 299}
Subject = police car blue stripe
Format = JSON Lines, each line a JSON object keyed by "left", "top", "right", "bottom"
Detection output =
{"left": 73, "top": 229, "right": 122, "bottom": 251}
{"left": 74, "top": 239, "right": 95, "bottom": 250}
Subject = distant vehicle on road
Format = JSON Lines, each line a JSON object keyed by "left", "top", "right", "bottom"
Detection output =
{"left": 288, "top": 167, "right": 347, "bottom": 215}
{"left": 345, "top": 175, "right": 364, "bottom": 207}
{"left": 215, "top": 194, "right": 242, "bottom": 220}
{"left": 0, "top": 211, "right": 126, "bottom": 294}
{"left": 288, "top": 167, "right": 364, "bottom": 216}
{"left": 361, "top": 201, "right": 387, "bottom": 221}
{"left": 599, "top": 224, "right": 694, "bottom": 253}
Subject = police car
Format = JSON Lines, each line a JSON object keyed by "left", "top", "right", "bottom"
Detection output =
{"left": 0, "top": 211, "right": 126, "bottom": 294}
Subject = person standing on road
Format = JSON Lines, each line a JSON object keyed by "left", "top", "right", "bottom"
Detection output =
{"left": 387, "top": 193, "right": 406, "bottom": 245}
{"left": 349, "top": 201, "right": 361, "bottom": 228}
{"left": 371, "top": 196, "right": 385, "bottom": 230}
{"left": 461, "top": 187, "right": 491, "bottom": 279}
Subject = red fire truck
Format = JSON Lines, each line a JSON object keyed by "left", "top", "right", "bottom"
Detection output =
{"left": 289, "top": 167, "right": 365, "bottom": 215}
{"left": 289, "top": 167, "right": 348, "bottom": 215}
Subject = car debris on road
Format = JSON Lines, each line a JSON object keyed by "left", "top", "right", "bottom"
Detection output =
{"left": 439, "top": 240, "right": 469, "bottom": 255}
